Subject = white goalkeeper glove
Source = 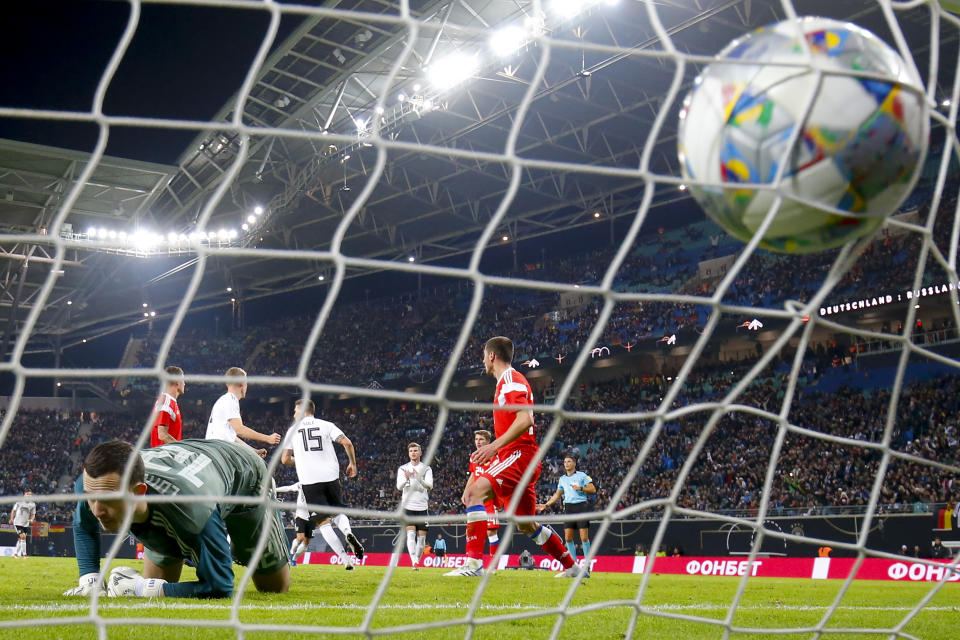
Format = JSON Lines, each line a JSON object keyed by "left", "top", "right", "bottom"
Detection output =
{"left": 107, "top": 566, "right": 166, "bottom": 598}
{"left": 62, "top": 572, "right": 106, "bottom": 597}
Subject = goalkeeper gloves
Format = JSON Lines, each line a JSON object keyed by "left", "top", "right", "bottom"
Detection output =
{"left": 107, "top": 566, "right": 166, "bottom": 598}
{"left": 62, "top": 572, "right": 106, "bottom": 597}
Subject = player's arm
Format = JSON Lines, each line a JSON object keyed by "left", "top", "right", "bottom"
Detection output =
{"left": 275, "top": 483, "right": 299, "bottom": 493}
{"left": 156, "top": 424, "right": 176, "bottom": 445}
{"left": 335, "top": 434, "right": 357, "bottom": 478}
{"left": 280, "top": 448, "right": 295, "bottom": 467}
{"left": 29, "top": 505, "right": 35, "bottom": 524}
{"left": 537, "top": 489, "right": 564, "bottom": 512}
{"left": 474, "top": 407, "right": 533, "bottom": 465}
{"left": 581, "top": 479, "right": 597, "bottom": 494}
{"left": 7, "top": 507, "right": 12, "bottom": 525}
{"left": 229, "top": 418, "right": 281, "bottom": 445}
{"left": 64, "top": 477, "right": 106, "bottom": 596}
{"left": 396, "top": 466, "right": 407, "bottom": 491}
{"left": 421, "top": 466, "right": 434, "bottom": 491}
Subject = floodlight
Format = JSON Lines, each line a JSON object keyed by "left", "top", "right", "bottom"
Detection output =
{"left": 207, "top": 231, "right": 217, "bottom": 240}
{"left": 167, "top": 232, "right": 178, "bottom": 244}
{"left": 108, "top": 230, "right": 117, "bottom": 240}
{"left": 86, "top": 227, "right": 96, "bottom": 237}
{"left": 97, "top": 228, "right": 108, "bottom": 239}
{"left": 228, "top": 230, "right": 238, "bottom": 239}
{"left": 247, "top": 215, "right": 256, "bottom": 224}
{"left": 490, "top": 25, "right": 526, "bottom": 56}
{"left": 551, "top": 0, "right": 585, "bottom": 19}
{"left": 149, "top": 311, "right": 156, "bottom": 317}
{"left": 427, "top": 53, "right": 479, "bottom": 90}
{"left": 407, "top": 256, "right": 416, "bottom": 263}
{"left": 142, "top": 303, "right": 148, "bottom": 308}
{"left": 254, "top": 206, "right": 264, "bottom": 215}
{"left": 217, "top": 229, "right": 229, "bottom": 240}
{"left": 241, "top": 223, "right": 249, "bottom": 231}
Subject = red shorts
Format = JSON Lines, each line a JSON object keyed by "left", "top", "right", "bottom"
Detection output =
{"left": 475, "top": 447, "right": 541, "bottom": 517}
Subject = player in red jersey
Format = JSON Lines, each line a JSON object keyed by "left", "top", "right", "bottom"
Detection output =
{"left": 150, "top": 366, "right": 185, "bottom": 447}
{"left": 465, "top": 429, "right": 500, "bottom": 567}
{"left": 444, "top": 336, "right": 579, "bottom": 578}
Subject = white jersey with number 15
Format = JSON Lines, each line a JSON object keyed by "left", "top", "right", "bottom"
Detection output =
{"left": 282, "top": 416, "right": 344, "bottom": 484}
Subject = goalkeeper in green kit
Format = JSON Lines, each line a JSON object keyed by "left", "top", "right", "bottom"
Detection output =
{"left": 64, "top": 439, "right": 290, "bottom": 598}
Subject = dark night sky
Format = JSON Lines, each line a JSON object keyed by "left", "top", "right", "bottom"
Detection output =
{"left": 0, "top": 0, "right": 304, "bottom": 164}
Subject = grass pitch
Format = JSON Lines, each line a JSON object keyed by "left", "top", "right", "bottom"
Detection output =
{"left": 0, "top": 557, "right": 956, "bottom": 639}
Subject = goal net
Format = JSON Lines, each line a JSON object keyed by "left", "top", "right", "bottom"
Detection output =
{"left": 0, "top": 0, "right": 958, "bottom": 638}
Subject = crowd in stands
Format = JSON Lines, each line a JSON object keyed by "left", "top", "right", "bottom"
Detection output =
{"left": 3, "top": 359, "right": 957, "bottom": 527}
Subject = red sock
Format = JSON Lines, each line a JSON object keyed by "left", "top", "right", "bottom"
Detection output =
{"left": 466, "top": 506, "right": 487, "bottom": 560}
{"left": 536, "top": 525, "right": 574, "bottom": 569}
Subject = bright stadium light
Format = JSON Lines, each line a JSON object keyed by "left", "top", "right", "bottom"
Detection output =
{"left": 149, "top": 311, "right": 156, "bottom": 317}
{"left": 318, "top": 275, "right": 325, "bottom": 281}
{"left": 398, "top": 93, "right": 406, "bottom": 102}
{"left": 108, "top": 230, "right": 117, "bottom": 240}
{"left": 142, "top": 303, "right": 148, "bottom": 308}
{"left": 247, "top": 215, "right": 256, "bottom": 224}
{"left": 226, "top": 287, "right": 233, "bottom": 293}
{"left": 241, "top": 223, "right": 249, "bottom": 231}
{"left": 427, "top": 53, "right": 479, "bottom": 90}
{"left": 143, "top": 312, "right": 149, "bottom": 317}
{"left": 254, "top": 206, "right": 264, "bottom": 215}
{"left": 97, "top": 228, "right": 108, "bottom": 239}
{"left": 228, "top": 229, "right": 238, "bottom": 240}
{"left": 217, "top": 229, "right": 229, "bottom": 240}
{"left": 207, "top": 231, "right": 217, "bottom": 240}
{"left": 490, "top": 24, "right": 527, "bottom": 56}
{"left": 551, "top": 0, "right": 586, "bottom": 18}
{"left": 118, "top": 231, "right": 127, "bottom": 241}
{"left": 407, "top": 256, "right": 416, "bottom": 262}
{"left": 66, "top": 300, "right": 72, "bottom": 306}
{"left": 86, "top": 227, "right": 95, "bottom": 237}
{"left": 167, "top": 232, "right": 178, "bottom": 244}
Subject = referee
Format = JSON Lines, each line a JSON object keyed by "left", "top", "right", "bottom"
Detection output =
{"left": 536, "top": 455, "right": 596, "bottom": 565}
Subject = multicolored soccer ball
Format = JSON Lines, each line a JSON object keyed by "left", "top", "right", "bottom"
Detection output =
{"left": 677, "top": 17, "right": 928, "bottom": 254}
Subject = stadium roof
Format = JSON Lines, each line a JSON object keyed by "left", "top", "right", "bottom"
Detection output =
{"left": 0, "top": 0, "right": 952, "bottom": 357}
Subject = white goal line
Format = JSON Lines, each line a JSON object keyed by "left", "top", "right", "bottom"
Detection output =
{"left": 3, "top": 603, "right": 955, "bottom": 614}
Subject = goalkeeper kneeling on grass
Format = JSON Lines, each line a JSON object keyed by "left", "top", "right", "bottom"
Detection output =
{"left": 63, "top": 439, "right": 290, "bottom": 599}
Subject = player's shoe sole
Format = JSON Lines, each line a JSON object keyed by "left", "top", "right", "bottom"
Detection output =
{"left": 345, "top": 533, "right": 364, "bottom": 560}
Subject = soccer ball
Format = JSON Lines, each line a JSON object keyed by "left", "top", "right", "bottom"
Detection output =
{"left": 677, "top": 17, "right": 928, "bottom": 254}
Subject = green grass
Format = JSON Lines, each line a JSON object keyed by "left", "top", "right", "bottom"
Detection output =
{"left": 0, "top": 557, "right": 957, "bottom": 639}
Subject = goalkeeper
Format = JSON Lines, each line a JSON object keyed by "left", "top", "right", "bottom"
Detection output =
{"left": 64, "top": 439, "right": 290, "bottom": 599}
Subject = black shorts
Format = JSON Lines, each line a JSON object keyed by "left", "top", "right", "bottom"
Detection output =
{"left": 14, "top": 525, "right": 29, "bottom": 536}
{"left": 302, "top": 480, "right": 345, "bottom": 525}
{"left": 434, "top": 548, "right": 446, "bottom": 558}
{"left": 564, "top": 501, "right": 591, "bottom": 531}
{"left": 403, "top": 509, "right": 429, "bottom": 531}
{"left": 295, "top": 517, "right": 314, "bottom": 539}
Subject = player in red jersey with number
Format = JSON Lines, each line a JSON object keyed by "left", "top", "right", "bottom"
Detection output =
{"left": 445, "top": 336, "right": 579, "bottom": 578}
{"left": 465, "top": 429, "right": 501, "bottom": 568}
{"left": 150, "top": 366, "right": 185, "bottom": 447}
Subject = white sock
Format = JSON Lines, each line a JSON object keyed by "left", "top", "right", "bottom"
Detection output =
{"left": 290, "top": 539, "right": 300, "bottom": 556}
{"left": 319, "top": 523, "right": 346, "bottom": 557}
{"left": 416, "top": 533, "right": 426, "bottom": 557}
{"left": 333, "top": 514, "right": 351, "bottom": 535}
{"left": 406, "top": 529, "right": 417, "bottom": 564}
{"left": 18, "top": 540, "right": 25, "bottom": 556}
{"left": 294, "top": 540, "right": 309, "bottom": 561}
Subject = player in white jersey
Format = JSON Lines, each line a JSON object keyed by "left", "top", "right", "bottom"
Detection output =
{"left": 276, "top": 481, "right": 355, "bottom": 570}
{"left": 204, "top": 367, "right": 281, "bottom": 456}
{"left": 280, "top": 399, "right": 364, "bottom": 562}
{"left": 9, "top": 490, "right": 36, "bottom": 558}
{"left": 396, "top": 442, "right": 433, "bottom": 568}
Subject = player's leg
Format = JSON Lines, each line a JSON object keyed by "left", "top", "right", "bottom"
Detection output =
{"left": 508, "top": 454, "right": 576, "bottom": 576}
{"left": 325, "top": 482, "right": 363, "bottom": 560}
{"left": 317, "top": 517, "right": 352, "bottom": 570}
{"left": 415, "top": 527, "right": 427, "bottom": 565}
{"left": 485, "top": 505, "right": 500, "bottom": 566}
{"left": 563, "top": 522, "right": 578, "bottom": 563}
{"left": 404, "top": 523, "right": 418, "bottom": 566}
{"left": 142, "top": 554, "right": 184, "bottom": 582}
{"left": 444, "top": 475, "right": 494, "bottom": 576}
{"left": 579, "top": 525, "right": 591, "bottom": 558}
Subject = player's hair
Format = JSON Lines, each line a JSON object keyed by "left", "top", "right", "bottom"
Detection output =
{"left": 474, "top": 429, "right": 492, "bottom": 442}
{"left": 295, "top": 398, "right": 316, "bottom": 415}
{"left": 564, "top": 454, "right": 578, "bottom": 466}
{"left": 484, "top": 336, "right": 514, "bottom": 363}
{"left": 407, "top": 442, "right": 421, "bottom": 450}
{"left": 225, "top": 366, "right": 247, "bottom": 380}
{"left": 165, "top": 365, "right": 184, "bottom": 377}
{"left": 83, "top": 440, "right": 145, "bottom": 486}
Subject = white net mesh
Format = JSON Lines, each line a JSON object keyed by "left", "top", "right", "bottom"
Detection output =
{"left": 1, "top": 0, "right": 959, "bottom": 637}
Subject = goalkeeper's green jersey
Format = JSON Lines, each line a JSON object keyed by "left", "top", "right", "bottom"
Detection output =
{"left": 74, "top": 439, "right": 287, "bottom": 598}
